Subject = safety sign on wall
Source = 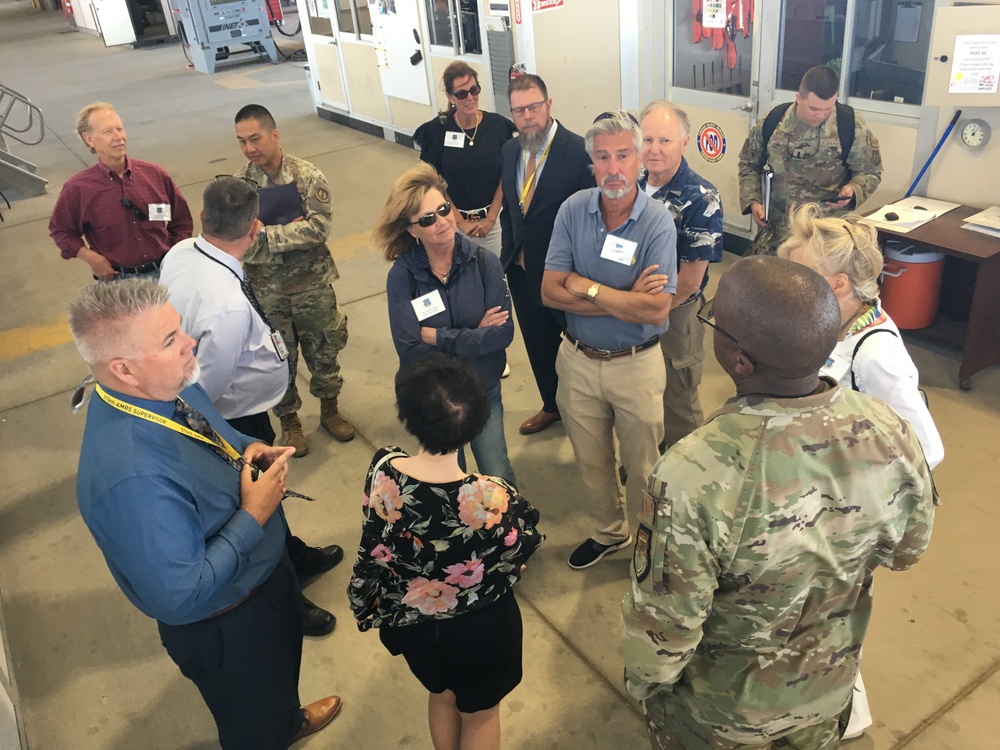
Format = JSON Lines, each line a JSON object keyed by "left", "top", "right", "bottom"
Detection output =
{"left": 697, "top": 122, "right": 726, "bottom": 163}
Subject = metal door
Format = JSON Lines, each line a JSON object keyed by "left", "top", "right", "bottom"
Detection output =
{"left": 92, "top": 0, "right": 137, "bottom": 46}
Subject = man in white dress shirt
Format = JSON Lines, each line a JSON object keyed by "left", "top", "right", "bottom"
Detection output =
{"left": 159, "top": 176, "right": 342, "bottom": 637}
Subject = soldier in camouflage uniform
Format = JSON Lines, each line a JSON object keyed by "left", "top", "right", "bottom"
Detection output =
{"left": 622, "top": 256, "right": 938, "bottom": 749}
{"left": 738, "top": 66, "right": 882, "bottom": 255}
{"left": 234, "top": 104, "right": 353, "bottom": 455}
{"left": 638, "top": 101, "right": 724, "bottom": 448}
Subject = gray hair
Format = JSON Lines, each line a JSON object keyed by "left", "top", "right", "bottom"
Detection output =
{"left": 68, "top": 279, "right": 169, "bottom": 366}
{"left": 202, "top": 177, "right": 259, "bottom": 242}
{"left": 639, "top": 100, "right": 691, "bottom": 138}
{"left": 584, "top": 110, "right": 642, "bottom": 157}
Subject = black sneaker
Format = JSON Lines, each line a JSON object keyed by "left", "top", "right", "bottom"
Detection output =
{"left": 568, "top": 536, "right": 633, "bottom": 570}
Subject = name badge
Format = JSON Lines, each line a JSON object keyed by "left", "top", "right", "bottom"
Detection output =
{"left": 600, "top": 234, "right": 638, "bottom": 266}
{"left": 444, "top": 131, "right": 465, "bottom": 149}
{"left": 270, "top": 330, "right": 289, "bottom": 361}
{"left": 148, "top": 203, "right": 171, "bottom": 222}
{"left": 411, "top": 290, "right": 446, "bottom": 321}
{"left": 822, "top": 350, "right": 850, "bottom": 383}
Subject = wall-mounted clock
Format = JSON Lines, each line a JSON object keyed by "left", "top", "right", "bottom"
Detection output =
{"left": 958, "top": 119, "right": 991, "bottom": 150}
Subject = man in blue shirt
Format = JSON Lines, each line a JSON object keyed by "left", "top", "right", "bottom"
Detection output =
{"left": 69, "top": 280, "right": 342, "bottom": 749}
{"left": 638, "top": 101, "right": 724, "bottom": 448}
{"left": 542, "top": 110, "right": 677, "bottom": 570}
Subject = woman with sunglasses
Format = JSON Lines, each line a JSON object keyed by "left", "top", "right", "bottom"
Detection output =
{"left": 778, "top": 203, "right": 943, "bottom": 741}
{"left": 413, "top": 62, "right": 515, "bottom": 258}
{"left": 374, "top": 162, "right": 517, "bottom": 487}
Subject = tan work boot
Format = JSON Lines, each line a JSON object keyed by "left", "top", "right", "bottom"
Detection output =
{"left": 279, "top": 413, "right": 309, "bottom": 457}
{"left": 320, "top": 398, "right": 355, "bottom": 442}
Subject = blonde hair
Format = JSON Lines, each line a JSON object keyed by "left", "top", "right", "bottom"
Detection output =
{"left": 76, "top": 102, "right": 117, "bottom": 153}
{"left": 373, "top": 163, "right": 450, "bottom": 263}
{"left": 777, "top": 203, "right": 883, "bottom": 303}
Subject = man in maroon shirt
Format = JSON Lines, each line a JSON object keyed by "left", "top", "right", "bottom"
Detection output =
{"left": 49, "top": 102, "right": 194, "bottom": 280}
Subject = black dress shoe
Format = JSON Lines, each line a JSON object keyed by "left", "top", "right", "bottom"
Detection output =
{"left": 294, "top": 544, "right": 345, "bottom": 584}
{"left": 302, "top": 597, "right": 336, "bottom": 637}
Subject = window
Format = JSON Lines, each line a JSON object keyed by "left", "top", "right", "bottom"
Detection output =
{"left": 425, "top": 0, "right": 481, "bottom": 55}
{"left": 848, "top": 0, "right": 931, "bottom": 105}
{"left": 335, "top": 0, "right": 372, "bottom": 37}
{"left": 776, "top": 0, "right": 847, "bottom": 91}
{"left": 671, "top": 0, "right": 753, "bottom": 95}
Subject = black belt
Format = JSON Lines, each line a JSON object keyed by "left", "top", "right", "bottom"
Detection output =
{"left": 565, "top": 331, "right": 659, "bottom": 361}
{"left": 459, "top": 207, "right": 489, "bottom": 221}
{"left": 111, "top": 259, "right": 162, "bottom": 275}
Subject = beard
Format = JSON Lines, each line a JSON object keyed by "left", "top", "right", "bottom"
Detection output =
{"left": 518, "top": 120, "right": 550, "bottom": 153}
{"left": 181, "top": 359, "right": 201, "bottom": 390}
{"left": 599, "top": 174, "right": 631, "bottom": 199}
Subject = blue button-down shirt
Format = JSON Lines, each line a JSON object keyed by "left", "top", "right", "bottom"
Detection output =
{"left": 544, "top": 187, "right": 677, "bottom": 350}
{"left": 76, "top": 383, "right": 287, "bottom": 625}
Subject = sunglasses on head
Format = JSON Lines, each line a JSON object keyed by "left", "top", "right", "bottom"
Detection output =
{"left": 450, "top": 84, "right": 482, "bottom": 100}
{"left": 409, "top": 201, "right": 451, "bottom": 227}
{"left": 593, "top": 110, "right": 640, "bottom": 126}
{"left": 120, "top": 197, "right": 148, "bottom": 221}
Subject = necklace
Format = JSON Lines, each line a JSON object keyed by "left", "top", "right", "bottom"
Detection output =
{"left": 429, "top": 260, "right": 452, "bottom": 283}
{"left": 459, "top": 112, "right": 480, "bottom": 146}
{"left": 840, "top": 301, "right": 870, "bottom": 334}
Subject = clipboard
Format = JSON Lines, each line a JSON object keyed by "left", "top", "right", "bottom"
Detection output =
{"left": 257, "top": 183, "right": 303, "bottom": 226}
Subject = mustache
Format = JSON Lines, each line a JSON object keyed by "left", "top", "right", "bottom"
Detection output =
{"left": 602, "top": 173, "right": 627, "bottom": 185}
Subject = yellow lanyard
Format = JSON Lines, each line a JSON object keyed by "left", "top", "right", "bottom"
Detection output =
{"left": 95, "top": 385, "right": 242, "bottom": 463}
{"left": 519, "top": 136, "right": 554, "bottom": 207}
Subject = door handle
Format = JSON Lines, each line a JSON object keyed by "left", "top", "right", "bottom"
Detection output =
{"left": 732, "top": 101, "right": 753, "bottom": 112}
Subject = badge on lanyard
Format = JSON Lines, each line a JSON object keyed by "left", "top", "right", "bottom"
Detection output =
{"left": 271, "top": 329, "right": 289, "bottom": 361}
{"left": 444, "top": 131, "right": 465, "bottom": 149}
{"left": 411, "top": 290, "right": 446, "bottom": 320}
{"left": 148, "top": 203, "right": 171, "bottom": 222}
{"left": 600, "top": 234, "right": 638, "bottom": 266}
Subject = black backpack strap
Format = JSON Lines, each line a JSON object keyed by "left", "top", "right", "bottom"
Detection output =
{"left": 850, "top": 328, "right": 898, "bottom": 391}
{"left": 835, "top": 101, "right": 856, "bottom": 170}
{"left": 761, "top": 103, "right": 793, "bottom": 160}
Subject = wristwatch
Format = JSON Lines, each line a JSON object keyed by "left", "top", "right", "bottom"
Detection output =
{"left": 587, "top": 282, "right": 602, "bottom": 301}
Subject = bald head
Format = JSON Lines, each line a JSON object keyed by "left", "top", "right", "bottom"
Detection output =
{"left": 715, "top": 256, "right": 840, "bottom": 378}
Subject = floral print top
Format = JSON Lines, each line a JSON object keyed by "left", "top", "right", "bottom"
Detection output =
{"left": 348, "top": 446, "right": 543, "bottom": 631}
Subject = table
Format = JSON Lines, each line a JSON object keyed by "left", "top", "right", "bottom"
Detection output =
{"left": 877, "top": 204, "right": 1000, "bottom": 390}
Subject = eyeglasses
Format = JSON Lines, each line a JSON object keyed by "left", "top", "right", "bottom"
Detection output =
{"left": 450, "top": 84, "right": 481, "bottom": 100}
{"left": 697, "top": 297, "right": 757, "bottom": 367}
{"left": 510, "top": 100, "right": 546, "bottom": 118}
{"left": 120, "top": 197, "right": 147, "bottom": 221}
{"left": 215, "top": 174, "right": 259, "bottom": 187}
{"left": 593, "top": 110, "right": 640, "bottom": 126}
{"left": 409, "top": 201, "right": 451, "bottom": 227}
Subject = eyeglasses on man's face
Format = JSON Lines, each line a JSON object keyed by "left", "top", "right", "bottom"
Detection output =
{"left": 697, "top": 297, "right": 757, "bottom": 367}
{"left": 510, "top": 101, "right": 546, "bottom": 118}
{"left": 409, "top": 201, "right": 451, "bottom": 228}
{"left": 450, "top": 84, "right": 481, "bottom": 100}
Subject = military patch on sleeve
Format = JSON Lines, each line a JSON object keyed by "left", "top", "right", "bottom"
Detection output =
{"left": 633, "top": 524, "right": 652, "bottom": 583}
{"left": 316, "top": 187, "right": 330, "bottom": 203}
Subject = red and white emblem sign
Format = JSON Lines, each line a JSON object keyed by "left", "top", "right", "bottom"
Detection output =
{"left": 697, "top": 122, "right": 727, "bottom": 163}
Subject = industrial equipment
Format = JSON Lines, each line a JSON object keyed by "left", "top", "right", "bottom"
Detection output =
{"left": 169, "top": 0, "right": 278, "bottom": 74}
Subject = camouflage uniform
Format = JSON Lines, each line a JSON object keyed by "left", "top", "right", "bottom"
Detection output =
{"left": 639, "top": 159, "right": 723, "bottom": 448}
{"left": 236, "top": 154, "right": 348, "bottom": 417}
{"left": 737, "top": 107, "right": 882, "bottom": 255}
{"left": 622, "top": 380, "right": 938, "bottom": 748}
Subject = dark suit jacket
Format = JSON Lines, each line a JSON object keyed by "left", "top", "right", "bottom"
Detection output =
{"left": 500, "top": 121, "right": 595, "bottom": 303}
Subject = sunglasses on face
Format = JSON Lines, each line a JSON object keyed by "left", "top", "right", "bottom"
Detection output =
{"left": 450, "top": 84, "right": 482, "bottom": 100}
{"left": 697, "top": 297, "right": 757, "bottom": 367}
{"left": 120, "top": 197, "right": 148, "bottom": 221}
{"left": 409, "top": 201, "right": 451, "bottom": 227}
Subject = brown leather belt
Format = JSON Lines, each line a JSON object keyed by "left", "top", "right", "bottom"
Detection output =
{"left": 565, "top": 331, "right": 659, "bottom": 361}
{"left": 208, "top": 586, "right": 260, "bottom": 618}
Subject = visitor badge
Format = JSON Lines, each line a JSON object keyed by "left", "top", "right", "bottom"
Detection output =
{"left": 270, "top": 329, "right": 289, "bottom": 361}
{"left": 411, "top": 290, "right": 446, "bottom": 320}
{"left": 822, "top": 350, "right": 850, "bottom": 383}
{"left": 444, "top": 131, "right": 465, "bottom": 149}
{"left": 600, "top": 235, "right": 638, "bottom": 266}
{"left": 148, "top": 203, "right": 171, "bottom": 222}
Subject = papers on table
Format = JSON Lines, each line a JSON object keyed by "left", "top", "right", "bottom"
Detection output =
{"left": 866, "top": 196, "right": 960, "bottom": 233}
{"left": 962, "top": 207, "right": 1000, "bottom": 238}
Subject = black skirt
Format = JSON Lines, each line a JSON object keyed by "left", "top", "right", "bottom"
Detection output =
{"left": 378, "top": 591, "right": 523, "bottom": 713}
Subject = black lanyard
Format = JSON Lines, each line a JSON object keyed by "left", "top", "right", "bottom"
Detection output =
{"left": 194, "top": 242, "right": 277, "bottom": 333}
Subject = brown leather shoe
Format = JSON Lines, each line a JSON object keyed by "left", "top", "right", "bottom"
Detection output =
{"left": 519, "top": 409, "right": 561, "bottom": 435}
{"left": 289, "top": 695, "right": 342, "bottom": 745}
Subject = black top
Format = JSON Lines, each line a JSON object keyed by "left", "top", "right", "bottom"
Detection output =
{"left": 414, "top": 111, "right": 516, "bottom": 210}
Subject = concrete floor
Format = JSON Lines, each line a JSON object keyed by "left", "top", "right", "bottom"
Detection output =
{"left": 1, "top": 2, "right": 999, "bottom": 748}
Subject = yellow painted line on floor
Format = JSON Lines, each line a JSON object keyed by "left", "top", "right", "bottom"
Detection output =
{"left": 328, "top": 228, "right": 376, "bottom": 261}
{"left": 214, "top": 73, "right": 302, "bottom": 90}
{"left": 0, "top": 321, "right": 74, "bottom": 363}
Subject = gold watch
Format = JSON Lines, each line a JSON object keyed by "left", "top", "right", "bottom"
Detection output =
{"left": 587, "top": 282, "right": 602, "bottom": 300}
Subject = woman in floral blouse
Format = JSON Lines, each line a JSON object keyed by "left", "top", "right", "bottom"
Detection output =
{"left": 349, "top": 354, "right": 543, "bottom": 750}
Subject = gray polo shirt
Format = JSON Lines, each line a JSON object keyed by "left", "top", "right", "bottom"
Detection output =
{"left": 544, "top": 187, "right": 677, "bottom": 350}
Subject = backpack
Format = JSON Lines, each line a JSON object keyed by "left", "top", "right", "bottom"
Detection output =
{"left": 851, "top": 328, "right": 928, "bottom": 406}
{"left": 762, "top": 101, "right": 856, "bottom": 170}
{"left": 407, "top": 246, "right": 487, "bottom": 299}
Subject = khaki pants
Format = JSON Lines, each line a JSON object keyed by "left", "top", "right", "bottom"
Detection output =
{"left": 644, "top": 690, "right": 849, "bottom": 750}
{"left": 660, "top": 296, "right": 706, "bottom": 448}
{"left": 555, "top": 339, "right": 665, "bottom": 545}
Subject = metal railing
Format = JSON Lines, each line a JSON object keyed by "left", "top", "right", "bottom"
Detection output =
{"left": 0, "top": 84, "right": 45, "bottom": 147}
